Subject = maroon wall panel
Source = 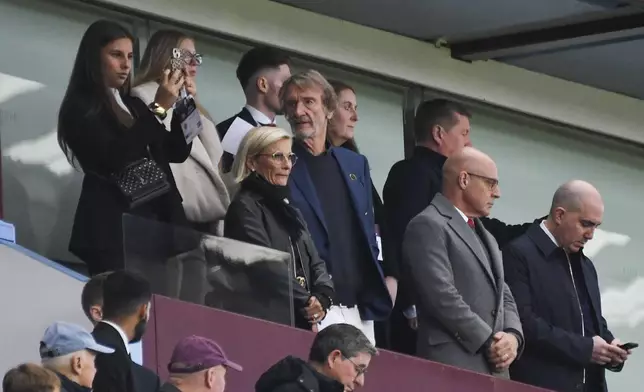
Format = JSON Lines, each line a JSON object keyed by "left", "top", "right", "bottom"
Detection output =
{"left": 144, "top": 295, "right": 550, "bottom": 392}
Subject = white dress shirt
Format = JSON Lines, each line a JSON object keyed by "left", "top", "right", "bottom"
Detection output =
{"left": 540, "top": 220, "right": 559, "bottom": 246}
{"left": 112, "top": 88, "right": 132, "bottom": 116}
{"left": 245, "top": 104, "right": 275, "bottom": 125}
{"left": 100, "top": 320, "right": 130, "bottom": 354}
{"left": 99, "top": 320, "right": 144, "bottom": 364}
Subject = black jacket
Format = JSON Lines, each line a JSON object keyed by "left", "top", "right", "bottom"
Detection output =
{"left": 216, "top": 107, "right": 258, "bottom": 172}
{"left": 383, "top": 146, "right": 537, "bottom": 307}
{"left": 56, "top": 373, "right": 91, "bottom": 392}
{"left": 224, "top": 186, "right": 335, "bottom": 328}
{"left": 63, "top": 95, "right": 191, "bottom": 274}
{"left": 92, "top": 322, "right": 161, "bottom": 392}
{"left": 503, "top": 224, "right": 622, "bottom": 392}
{"left": 255, "top": 356, "right": 344, "bottom": 392}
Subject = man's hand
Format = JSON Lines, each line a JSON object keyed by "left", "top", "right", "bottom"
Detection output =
{"left": 385, "top": 276, "right": 398, "bottom": 304}
{"left": 607, "top": 338, "right": 630, "bottom": 365}
{"left": 591, "top": 336, "right": 627, "bottom": 365}
{"left": 303, "top": 296, "right": 324, "bottom": 324}
{"left": 408, "top": 317, "right": 418, "bottom": 330}
{"left": 487, "top": 332, "right": 519, "bottom": 370}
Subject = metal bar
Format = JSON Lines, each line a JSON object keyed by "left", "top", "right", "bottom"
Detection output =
{"left": 451, "top": 9, "right": 644, "bottom": 61}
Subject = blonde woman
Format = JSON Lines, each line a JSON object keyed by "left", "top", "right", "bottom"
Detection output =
{"left": 132, "top": 29, "right": 229, "bottom": 235}
{"left": 224, "top": 126, "right": 334, "bottom": 330}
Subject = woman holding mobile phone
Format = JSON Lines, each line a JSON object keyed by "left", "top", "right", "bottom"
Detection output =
{"left": 58, "top": 20, "right": 191, "bottom": 276}
{"left": 132, "top": 30, "right": 230, "bottom": 236}
{"left": 132, "top": 30, "right": 231, "bottom": 303}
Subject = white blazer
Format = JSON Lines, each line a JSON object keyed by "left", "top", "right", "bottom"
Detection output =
{"left": 131, "top": 82, "right": 230, "bottom": 235}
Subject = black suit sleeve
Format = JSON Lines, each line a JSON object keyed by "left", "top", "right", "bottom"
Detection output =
{"left": 93, "top": 351, "right": 132, "bottom": 392}
{"left": 583, "top": 262, "right": 625, "bottom": 373}
{"left": 164, "top": 113, "right": 192, "bottom": 163}
{"left": 382, "top": 163, "right": 436, "bottom": 280}
{"left": 481, "top": 216, "right": 546, "bottom": 249}
{"left": 63, "top": 97, "right": 190, "bottom": 176}
{"left": 503, "top": 243, "right": 594, "bottom": 366}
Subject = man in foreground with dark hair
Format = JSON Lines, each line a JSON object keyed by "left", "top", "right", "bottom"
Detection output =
{"left": 216, "top": 46, "right": 291, "bottom": 172}
{"left": 92, "top": 270, "right": 157, "bottom": 392}
{"left": 81, "top": 272, "right": 160, "bottom": 392}
{"left": 255, "top": 324, "right": 377, "bottom": 392}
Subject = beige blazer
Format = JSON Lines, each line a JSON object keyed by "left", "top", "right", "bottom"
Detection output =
{"left": 131, "top": 82, "right": 230, "bottom": 235}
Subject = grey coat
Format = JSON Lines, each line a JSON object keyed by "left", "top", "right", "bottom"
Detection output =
{"left": 402, "top": 193, "right": 523, "bottom": 377}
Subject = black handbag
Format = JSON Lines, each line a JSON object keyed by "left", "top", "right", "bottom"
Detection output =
{"left": 110, "top": 157, "right": 170, "bottom": 208}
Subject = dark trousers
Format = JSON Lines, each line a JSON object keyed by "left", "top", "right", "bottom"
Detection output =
{"left": 388, "top": 304, "right": 417, "bottom": 355}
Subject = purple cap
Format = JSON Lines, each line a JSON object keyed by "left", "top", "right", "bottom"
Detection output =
{"left": 168, "top": 335, "right": 242, "bottom": 373}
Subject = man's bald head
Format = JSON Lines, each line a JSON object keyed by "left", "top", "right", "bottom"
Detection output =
{"left": 547, "top": 180, "right": 603, "bottom": 253}
{"left": 442, "top": 147, "right": 494, "bottom": 185}
{"left": 550, "top": 180, "right": 602, "bottom": 216}
{"left": 442, "top": 147, "right": 500, "bottom": 217}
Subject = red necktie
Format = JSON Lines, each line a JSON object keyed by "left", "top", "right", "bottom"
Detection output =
{"left": 467, "top": 218, "right": 475, "bottom": 229}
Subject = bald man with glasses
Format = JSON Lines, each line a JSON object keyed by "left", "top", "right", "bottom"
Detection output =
{"left": 402, "top": 147, "right": 524, "bottom": 377}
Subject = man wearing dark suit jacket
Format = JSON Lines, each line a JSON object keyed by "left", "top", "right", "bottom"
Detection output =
{"left": 282, "top": 70, "right": 392, "bottom": 343}
{"left": 402, "top": 147, "right": 523, "bottom": 376}
{"left": 383, "top": 99, "right": 538, "bottom": 355}
{"left": 92, "top": 270, "right": 159, "bottom": 392}
{"left": 503, "top": 180, "right": 631, "bottom": 392}
{"left": 82, "top": 272, "right": 160, "bottom": 392}
{"left": 216, "top": 47, "right": 291, "bottom": 173}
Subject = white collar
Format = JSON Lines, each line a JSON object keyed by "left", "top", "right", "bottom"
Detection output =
{"left": 540, "top": 220, "right": 559, "bottom": 247}
{"left": 111, "top": 88, "right": 132, "bottom": 116}
{"left": 244, "top": 104, "right": 274, "bottom": 125}
{"left": 453, "top": 206, "right": 469, "bottom": 222}
{"left": 100, "top": 320, "right": 130, "bottom": 354}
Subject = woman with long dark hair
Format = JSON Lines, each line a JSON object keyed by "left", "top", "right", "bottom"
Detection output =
{"left": 58, "top": 20, "right": 192, "bottom": 275}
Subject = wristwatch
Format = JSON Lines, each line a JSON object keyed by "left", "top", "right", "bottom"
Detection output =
{"left": 148, "top": 102, "right": 168, "bottom": 120}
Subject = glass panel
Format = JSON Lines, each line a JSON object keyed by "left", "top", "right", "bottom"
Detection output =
{"left": 122, "top": 214, "right": 295, "bottom": 327}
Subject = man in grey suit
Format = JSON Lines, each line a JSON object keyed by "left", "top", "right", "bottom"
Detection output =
{"left": 402, "top": 146, "right": 524, "bottom": 377}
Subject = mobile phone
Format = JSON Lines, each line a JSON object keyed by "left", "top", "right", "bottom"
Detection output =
{"left": 168, "top": 48, "right": 186, "bottom": 73}
{"left": 618, "top": 342, "right": 638, "bottom": 350}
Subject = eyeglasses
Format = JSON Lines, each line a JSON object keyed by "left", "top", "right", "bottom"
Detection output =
{"left": 186, "top": 52, "right": 203, "bottom": 66}
{"left": 342, "top": 354, "right": 367, "bottom": 379}
{"left": 257, "top": 152, "right": 298, "bottom": 165}
{"left": 466, "top": 172, "right": 499, "bottom": 190}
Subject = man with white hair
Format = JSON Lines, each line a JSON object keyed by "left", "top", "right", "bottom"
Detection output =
{"left": 281, "top": 70, "right": 392, "bottom": 343}
{"left": 40, "top": 321, "right": 114, "bottom": 392}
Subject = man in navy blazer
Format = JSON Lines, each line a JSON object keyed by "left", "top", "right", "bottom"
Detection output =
{"left": 281, "top": 69, "right": 392, "bottom": 343}
{"left": 503, "top": 180, "right": 631, "bottom": 392}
